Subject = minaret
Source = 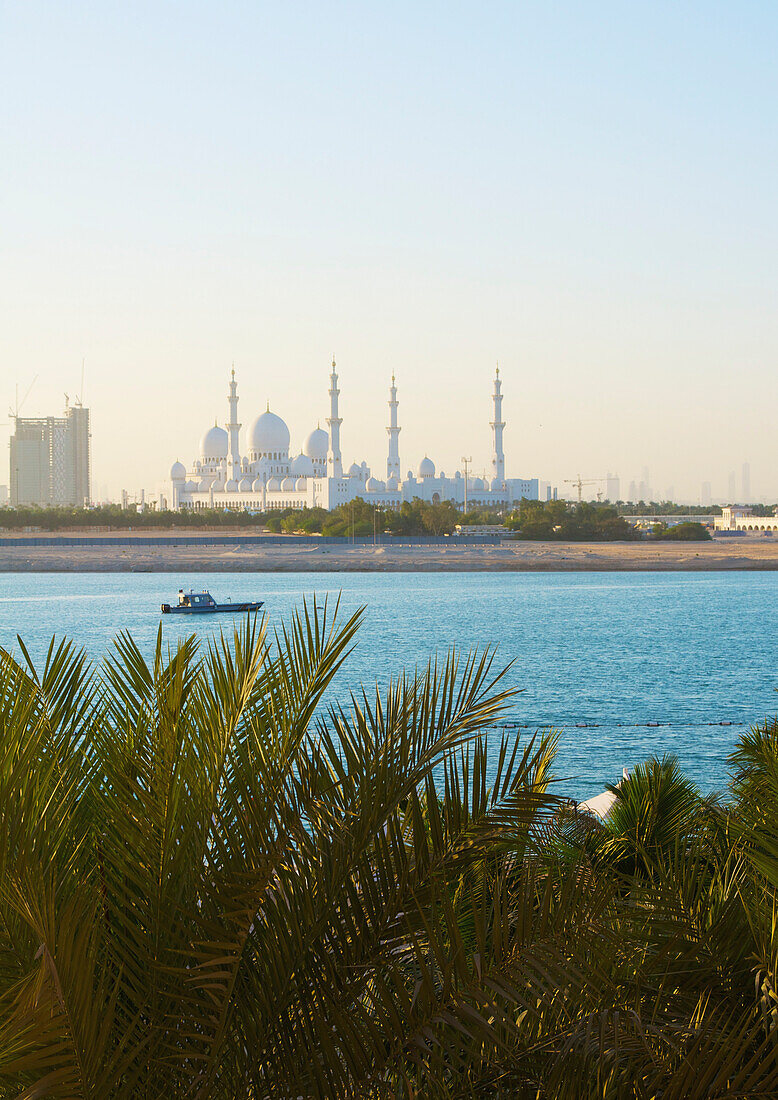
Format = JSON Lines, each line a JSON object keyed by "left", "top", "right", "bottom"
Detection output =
{"left": 490, "top": 365, "right": 505, "bottom": 485}
{"left": 386, "top": 373, "right": 401, "bottom": 480}
{"left": 326, "top": 357, "right": 343, "bottom": 478}
{"left": 226, "top": 366, "right": 241, "bottom": 480}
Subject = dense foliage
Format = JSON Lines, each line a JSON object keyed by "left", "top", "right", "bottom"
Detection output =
{"left": 505, "top": 500, "right": 640, "bottom": 541}
{"left": 650, "top": 521, "right": 712, "bottom": 541}
{"left": 2, "top": 609, "right": 778, "bottom": 1097}
{"left": 0, "top": 505, "right": 267, "bottom": 530}
{"left": 8, "top": 501, "right": 778, "bottom": 535}
{"left": 457, "top": 506, "right": 506, "bottom": 526}
{"left": 744, "top": 503, "right": 778, "bottom": 517}
{"left": 617, "top": 502, "right": 723, "bottom": 516}
{"left": 0, "top": 500, "right": 463, "bottom": 537}
{"left": 266, "top": 497, "right": 461, "bottom": 536}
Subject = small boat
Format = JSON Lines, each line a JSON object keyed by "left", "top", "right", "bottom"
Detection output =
{"left": 161, "top": 589, "right": 264, "bottom": 615}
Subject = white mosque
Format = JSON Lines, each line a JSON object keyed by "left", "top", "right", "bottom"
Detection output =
{"left": 167, "top": 361, "right": 547, "bottom": 513}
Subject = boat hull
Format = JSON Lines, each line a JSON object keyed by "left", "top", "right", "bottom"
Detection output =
{"left": 161, "top": 601, "right": 264, "bottom": 615}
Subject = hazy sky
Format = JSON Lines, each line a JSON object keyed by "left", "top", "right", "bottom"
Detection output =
{"left": 2, "top": 1, "right": 776, "bottom": 501}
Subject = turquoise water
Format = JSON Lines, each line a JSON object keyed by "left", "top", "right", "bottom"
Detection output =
{"left": 1, "top": 571, "right": 776, "bottom": 799}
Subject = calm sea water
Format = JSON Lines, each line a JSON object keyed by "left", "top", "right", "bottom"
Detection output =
{"left": 1, "top": 571, "right": 776, "bottom": 799}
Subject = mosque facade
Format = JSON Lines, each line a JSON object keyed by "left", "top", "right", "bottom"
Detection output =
{"left": 168, "top": 362, "right": 547, "bottom": 512}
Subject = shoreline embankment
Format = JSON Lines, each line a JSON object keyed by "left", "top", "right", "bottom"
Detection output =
{"left": 1, "top": 533, "right": 777, "bottom": 572}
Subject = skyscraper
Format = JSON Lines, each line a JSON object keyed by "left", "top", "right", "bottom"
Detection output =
{"left": 728, "top": 471, "right": 737, "bottom": 503}
{"left": 605, "top": 472, "right": 620, "bottom": 502}
{"left": 9, "top": 403, "right": 91, "bottom": 507}
{"left": 638, "top": 466, "right": 652, "bottom": 503}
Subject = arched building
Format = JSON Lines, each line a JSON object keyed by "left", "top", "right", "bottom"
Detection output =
{"left": 167, "top": 361, "right": 548, "bottom": 512}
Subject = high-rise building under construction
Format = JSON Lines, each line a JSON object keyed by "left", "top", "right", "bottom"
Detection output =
{"left": 9, "top": 403, "right": 91, "bottom": 507}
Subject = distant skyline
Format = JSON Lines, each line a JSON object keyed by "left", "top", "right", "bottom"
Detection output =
{"left": 2, "top": 2, "right": 776, "bottom": 499}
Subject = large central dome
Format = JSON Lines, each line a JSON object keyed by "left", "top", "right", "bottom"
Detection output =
{"left": 249, "top": 409, "right": 290, "bottom": 455}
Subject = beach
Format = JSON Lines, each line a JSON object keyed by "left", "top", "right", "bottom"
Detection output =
{"left": 1, "top": 534, "right": 777, "bottom": 572}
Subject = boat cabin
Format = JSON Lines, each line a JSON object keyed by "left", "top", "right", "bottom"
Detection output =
{"left": 177, "top": 589, "right": 216, "bottom": 609}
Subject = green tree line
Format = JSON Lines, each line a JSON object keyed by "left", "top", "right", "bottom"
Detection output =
{"left": 0, "top": 504, "right": 267, "bottom": 530}
{"left": 0, "top": 500, "right": 717, "bottom": 541}
{"left": 505, "top": 501, "right": 712, "bottom": 541}
{"left": 506, "top": 500, "right": 641, "bottom": 540}
{"left": 265, "top": 497, "right": 461, "bottom": 536}
{"left": 617, "top": 501, "right": 724, "bottom": 516}
{"left": 0, "top": 500, "right": 462, "bottom": 536}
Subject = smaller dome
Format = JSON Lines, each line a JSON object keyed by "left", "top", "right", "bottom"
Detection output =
{"left": 387, "top": 475, "right": 400, "bottom": 490}
{"left": 225, "top": 479, "right": 239, "bottom": 493}
{"left": 472, "top": 477, "right": 484, "bottom": 490}
{"left": 291, "top": 453, "right": 315, "bottom": 477}
{"left": 184, "top": 479, "right": 199, "bottom": 492}
{"left": 295, "top": 477, "right": 307, "bottom": 490}
{"left": 170, "top": 461, "right": 186, "bottom": 480}
{"left": 252, "top": 477, "right": 264, "bottom": 492}
{"left": 439, "top": 471, "right": 446, "bottom": 479}
{"left": 211, "top": 478, "right": 226, "bottom": 492}
{"left": 267, "top": 477, "right": 281, "bottom": 491}
{"left": 201, "top": 424, "right": 228, "bottom": 461}
{"left": 490, "top": 477, "right": 502, "bottom": 491}
{"left": 239, "top": 477, "right": 253, "bottom": 491}
{"left": 304, "top": 427, "right": 329, "bottom": 460}
{"left": 348, "top": 462, "right": 361, "bottom": 478}
{"left": 366, "top": 477, "right": 380, "bottom": 491}
{"left": 418, "top": 456, "right": 436, "bottom": 479}
{"left": 198, "top": 478, "right": 211, "bottom": 492}
{"left": 281, "top": 476, "right": 295, "bottom": 491}
{"left": 454, "top": 470, "right": 462, "bottom": 479}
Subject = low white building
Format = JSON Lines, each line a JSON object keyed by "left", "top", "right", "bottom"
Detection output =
{"left": 715, "top": 506, "right": 778, "bottom": 533}
{"left": 454, "top": 524, "right": 508, "bottom": 536}
{"left": 168, "top": 363, "right": 547, "bottom": 513}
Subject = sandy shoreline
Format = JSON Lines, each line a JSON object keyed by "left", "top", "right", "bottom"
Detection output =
{"left": 1, "top": 537, "right": 777, "bottom": 572}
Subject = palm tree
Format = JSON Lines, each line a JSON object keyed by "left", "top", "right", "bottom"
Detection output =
{"left": 0, "top": 602, "right": 568, "bottom": 1098}
{"left": 596, "top": 754, "right": 704, "bottom": 875}
{"left": 2, "top": 605, "right": 778, "bottom": 1098}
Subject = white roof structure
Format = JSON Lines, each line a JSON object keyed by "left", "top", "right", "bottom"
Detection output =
{"left": 577, "top": 769, "right": 629, "bottom": 820}
{"left": 577, "top": 789, "right": 618, "bottom": 819}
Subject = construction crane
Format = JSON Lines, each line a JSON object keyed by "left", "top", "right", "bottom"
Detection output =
{"left": 563, "top": 476, "right": 607, "bottom": 504}
{"left": 8, "top": 375, "right": 38, "bottom": 423}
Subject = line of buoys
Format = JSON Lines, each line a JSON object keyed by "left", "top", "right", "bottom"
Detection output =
{"left": 491, "top": 719, "right": 746, "bottom": 730}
